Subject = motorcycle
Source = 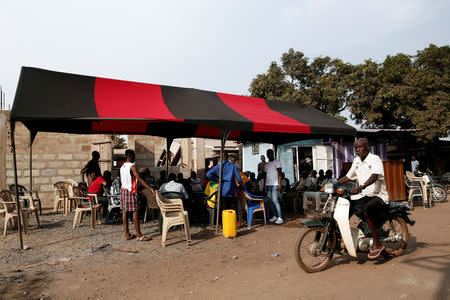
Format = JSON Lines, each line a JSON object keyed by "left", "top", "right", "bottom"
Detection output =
{"left": 294, "top": 183, "right": 415, "bottom": 273}
{"left": 418, "top": 172, "right": 447, "bottom": 204}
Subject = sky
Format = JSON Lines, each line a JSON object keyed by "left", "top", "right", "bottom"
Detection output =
{"left": 1, "top": 0, "right": 449, "bottom": 117}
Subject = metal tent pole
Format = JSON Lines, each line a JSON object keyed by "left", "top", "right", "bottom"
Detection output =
{"left": 215, "top": 129, "right": 230, "bottom": 234}
{"left": 166, "top": 137, "right": 173, "bottom": 176}
{"left": 10, "top": 121, "right": 23, "bottom": 249}
{"left": 29, "top": 134, "right": 32, "bottom": 193}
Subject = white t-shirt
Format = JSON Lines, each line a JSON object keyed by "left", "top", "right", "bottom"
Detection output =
{"left": 160, "top": 180, "right": 189, "bottom": 199}
{"left": 120, "top": 162, "right": 135, "bottom": 192}
{"left": 265, "top": 159, "right": 282, "bottom": 186}
{"left": 346, "top": 153, "right": 389, "bottom": 203}
{"left": 411, "top": 160, "right": 419, "bottom": 173}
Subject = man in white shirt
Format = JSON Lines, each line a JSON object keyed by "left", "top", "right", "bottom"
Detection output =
{"left": 264, "top": 149, "right": 283, "bottom": 224}
{"left": 159, "top": 173, "right": 189, "bottom": 200}
{"left": 338, "top": 138, "right": 389, "bottom": 259}
{"left": 120, "top": 149, "right": 153, "bottom": 241}
{"left": 411, "top": 155, "right": 419, "bottom": 174}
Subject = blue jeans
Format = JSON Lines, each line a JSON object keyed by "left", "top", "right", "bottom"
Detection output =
{"left": 266, "top": 185, "right": 282, "bottom": 219}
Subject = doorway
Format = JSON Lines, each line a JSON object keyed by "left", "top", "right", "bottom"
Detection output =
{"left": 293, "top": 146, "right": 313, "bottom": 182}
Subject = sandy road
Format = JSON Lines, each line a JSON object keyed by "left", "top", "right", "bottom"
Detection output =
{"left": 1, "top": 199, "right": 449, "bottom": 300}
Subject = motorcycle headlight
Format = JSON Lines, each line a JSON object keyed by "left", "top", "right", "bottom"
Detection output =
{"left": 324, "top": 183, "right": 334, "bottom": 194}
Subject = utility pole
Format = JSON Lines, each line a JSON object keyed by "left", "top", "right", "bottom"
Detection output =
{"left": 0, "top": 85, "right": 6, "bottom": 110}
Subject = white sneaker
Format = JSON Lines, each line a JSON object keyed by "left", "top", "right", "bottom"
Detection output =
{"left": 275, "top": 217, "right": 284, "bottom": 224}
{"left": 269, "top": 216, "right": 278, "bottom": 223}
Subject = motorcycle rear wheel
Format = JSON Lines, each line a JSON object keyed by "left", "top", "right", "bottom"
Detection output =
{"left": 381, "top": 217, "right": 409, "bottom": 257}
{"left": 294, "top": 227, "right": 334, "bottom": 273}
{"left": 431, "top": 186, "right": 447, "bottom": 202}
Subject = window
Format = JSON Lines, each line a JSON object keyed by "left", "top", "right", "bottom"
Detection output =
{"left": 252, "top": 143, "right": 259, "bottom": 155}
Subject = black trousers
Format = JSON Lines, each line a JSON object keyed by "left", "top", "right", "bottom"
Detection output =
{"left": 349, "top": 196, "right": 389, "bottom": 228}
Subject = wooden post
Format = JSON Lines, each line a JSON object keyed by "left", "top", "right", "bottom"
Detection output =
{"left": 29, "top": 133, "right": 33, "bottom": 194}
{"left": 215, "top": 129, "right": 230, "bottom": 234}
{"left": 166, "top": 137, "right": 173, "bottom": 176}
{"left": 10, "top": 121, "right": 23, "bottom": 249}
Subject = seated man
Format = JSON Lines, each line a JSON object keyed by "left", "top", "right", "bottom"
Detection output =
{"left": 87, "top": 170, "right": 112, "bottom": 220}
{"left": 278, "top": 172, "right": 290, "bottom": 200}
{"left": 249, "top": 172, "right": 259, "bottom": 195}
{"left": 307, "top": 170, "right": 318, "bottom": 191}
{"left": 189, "top": 171, "right": 204, "bottom": 193}
{"left": 338, "top": 138, "right": 389, "bottom": 259}
{"left": 111, "top": 175, "right": 121, "bottom": 196}
{"left": 317, "top": 169, "right": 326, "bottom": 186}
{"left": 296, "top": 172, "right": 310, "bottom": 192}
{"left": 319, "top": 169, "right": 335, "bottom": 187}
{"left": 159, "top": 173, "right": 189, "bottom": 200}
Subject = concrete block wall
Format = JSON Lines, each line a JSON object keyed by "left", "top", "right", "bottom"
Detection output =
{"left": 129, "top": 135, "right": 184, "bottom": 179}
{"left": 1, "top": 111, "right": 93, "bottom": 209}
{"left": 0, "top": 110, "right": 206, "bottom": 209}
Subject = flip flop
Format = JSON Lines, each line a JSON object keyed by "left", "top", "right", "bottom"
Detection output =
{"left": 124, "top": 234, "right": 136, "bottom": 241}
{"left": 368, "top": 246, "right": 385, "bottom": 259}
{"left": 136, "top": 236, "right": 151, "bottom": 241}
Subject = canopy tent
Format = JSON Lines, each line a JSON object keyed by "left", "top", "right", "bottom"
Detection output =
{"left": 9, "top": 67, "right": 356, "bottom": 248}
{"left": 11, "top": 67, "right": 355, "bottom": 143}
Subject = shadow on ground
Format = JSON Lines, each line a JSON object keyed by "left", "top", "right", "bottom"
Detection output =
{"left": 0, "top": 269, "right": 50, "bottom": 300}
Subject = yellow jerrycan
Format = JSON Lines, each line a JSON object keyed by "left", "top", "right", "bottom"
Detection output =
{"left": 222, "top": 209, "right": 237, "bottom": 238}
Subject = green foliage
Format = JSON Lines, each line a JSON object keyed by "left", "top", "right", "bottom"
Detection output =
{"left": 111, "top": 134, "right": 127, "bottom": 149}
{"left": 249, "top": 49, "right": 354, "bottom": 121}
{"left": 349, "top": 44, "right": 450, "bottom": 142}
{"left": 249, "top": 44, "right": 450, "bottom": 142}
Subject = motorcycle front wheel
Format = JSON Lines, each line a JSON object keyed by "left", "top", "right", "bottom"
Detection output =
{"left": 381, "top": 217, "right": 409, "bottom": 257}
{"left": 294, "top": 227, "right": 334, "bottom": 273}
{"left": 431, "top": 186, "right": 447, "bottom": 202}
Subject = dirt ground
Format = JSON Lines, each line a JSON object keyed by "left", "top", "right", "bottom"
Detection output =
{"left": 1, "top": 198, "right": 449, "bottom": 300}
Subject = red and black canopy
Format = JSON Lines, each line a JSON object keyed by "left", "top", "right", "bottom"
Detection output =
{"left": 11, "top": 67, "right": 355, "bottom": 143}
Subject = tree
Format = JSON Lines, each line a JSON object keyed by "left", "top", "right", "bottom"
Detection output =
{"left": 403, "top": 44, "right": 450, "bottom": 141}
{"left": 251, "top": 45, "right": 449, "bottom": 142}
{"left": 249, "top": 48, "right": 355, "bottom": 120}
{"left": 348, "top": 44, "right": 449, "bottom": 141}
{"left": 349, "top": 55, "right": 414, "bottom": 129}
{"left": 111, "top": 134, "right": 127, "bottom": 149}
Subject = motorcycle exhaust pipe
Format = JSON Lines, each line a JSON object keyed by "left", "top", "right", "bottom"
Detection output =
{"left": 382, "top": 234, "right": 403, "bottom": 242}
{"left": 358, "top": 234, "right": 404, "bottom": 251}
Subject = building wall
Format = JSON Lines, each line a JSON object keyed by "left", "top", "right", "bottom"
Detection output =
{"left": 331, "top": 141, "right": 387, "bottom": 178}
{"left": 1, "top": 111, "right": 95, "bottom": 208}
{"left": 127, "top": 135, "right": 195, "bottom": 180}
{"left": 1, "top": 110, "right": 220, "bottom": 209}
{"left": 242, "top": 143, "right": 273, "bottom": 175}
{"left": 278, "top": 139, "right": 323, "bottom": 183}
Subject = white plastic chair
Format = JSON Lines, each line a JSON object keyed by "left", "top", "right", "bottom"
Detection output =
{"left": 156, "top": 191, "right": 191, "bottom": 247}
{"left": 406, "top": 171, "right": 429, "bottom": 208}
{"left": 0, "top": 190, "right": 37, "bottom": 235}
{"left": 72, "top": 193, "right": 102, "bottom": 229}
{"left": 104, "top": 187, "right": 121, "bottom": 220}
{"left": 404, "top": 175, "right": 423, "bottom": 207}
{"left": 53, "top": 181, "right": 67, "bottom": 213}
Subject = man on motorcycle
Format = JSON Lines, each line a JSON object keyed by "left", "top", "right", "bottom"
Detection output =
{"left": 338, "top": 138, "right": 389, "bottom": 259}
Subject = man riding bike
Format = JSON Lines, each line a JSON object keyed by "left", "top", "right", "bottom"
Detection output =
{"left": 338, "top": 138, "right": 389, "bottom": 259}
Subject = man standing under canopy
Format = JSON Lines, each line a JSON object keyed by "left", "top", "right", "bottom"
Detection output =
{"left": 120, "top": 149, "right": 154, "bottom": 241}
{"left": 257, "top": 155, "right": 267, "bottom": 176}
{"left": 206, "top": 152, "right": 243, "bottom": 211}
{"left": 80, "top": 151, "right": 101, "bottom": 186}
{"left": 264, "top": 149, "right": 284, "bottom": 224}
